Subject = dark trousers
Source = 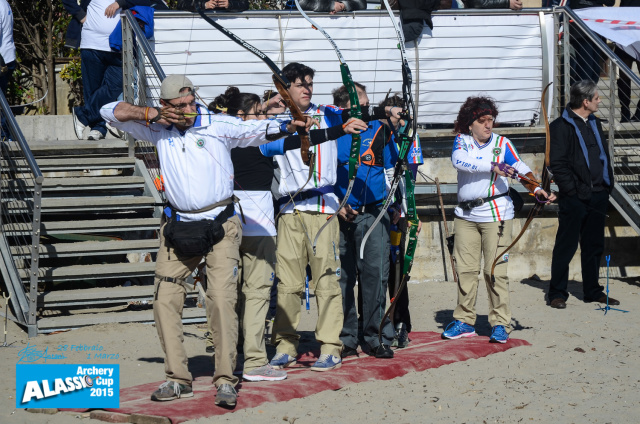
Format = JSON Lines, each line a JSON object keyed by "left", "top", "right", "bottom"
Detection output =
{"left": 569, "top": 24, "right": 602, "bottom": 86}
{"left": 339, "top": 208, "right": 394, "bottom": 350}
{"left": 615, "top": 46, "right": 639, "bottom": 120}
{"left": 74, "top": 49, "right": 123, "bottom": 135}
{"left": 388, "top": 217, "right": 411, "bottom": 332}
{"left": 549, "top": 190, "right": 609, "bottom": 302}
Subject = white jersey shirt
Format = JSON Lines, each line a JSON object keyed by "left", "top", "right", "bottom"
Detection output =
{"left": 274, "top": 103, "right": 342, "bottom": 215}
{"left": 80, "top": 0, "right": 120, "bottom": 52}
{"left": 234, "top": 190, "right": 276, "bottom": 237}
{"left": 101, "top": 102, "right": 285, "bottom": 222}
{"left": 452, "top": 132, "right": 533, "bottom": 223}
{"left": 0, "top": 0, "right": 15, "bottom": 64}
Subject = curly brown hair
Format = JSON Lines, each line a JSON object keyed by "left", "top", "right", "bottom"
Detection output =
{"left": 453, "top": 96, "right": 499, "bottom": 134}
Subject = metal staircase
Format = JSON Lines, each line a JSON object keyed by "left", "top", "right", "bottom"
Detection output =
{"left": 558, "top": 7, "right": 640, "bottom": 236}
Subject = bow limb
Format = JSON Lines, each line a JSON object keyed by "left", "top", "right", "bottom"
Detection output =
{"left": 360, "top": 0, "right": 418, "bottom": 260}
{"left": 196, "top": 8, "right": 312, "bottom": 166}
{"left": 489, "top": 82, "right": 553, "bottom": 282}
{"left": 196, "top": 8, "right": 317, "bottom": 249}
{"left": 292, "top": 0, "right": 363, "bottom": 253}
{"left": 377, "top": 214, "right": 418, "bottom": 346}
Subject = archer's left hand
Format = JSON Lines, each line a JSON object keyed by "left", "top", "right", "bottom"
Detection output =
{"left": 534, "top": 189, "right": 556, "bottom": 204}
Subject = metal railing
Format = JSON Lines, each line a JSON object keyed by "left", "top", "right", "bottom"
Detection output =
{"left": 0, "top": 91, "right": 43, "bottom": 336}
{"left": 122, "top": 10, "right": 166, "bottom": 202}
{"left": 556, "top": 6, "right": 640, "bottom": 234}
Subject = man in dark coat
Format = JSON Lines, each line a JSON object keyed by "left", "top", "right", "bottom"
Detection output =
{"left": 548, "top": 80, "right": 618, "bottom": 309}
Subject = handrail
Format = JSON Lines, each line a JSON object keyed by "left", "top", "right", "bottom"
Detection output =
{"left": 0, "top": 90, "right": 43, "bottom": 334}
{"left": 151, "top": 8, "right": 553, "bottom": 18}
{"left": 123, "top": 10, "right": 166, "bottom": 81}
{"left": 0, "top": 94, "right": 42, "bottom": 181}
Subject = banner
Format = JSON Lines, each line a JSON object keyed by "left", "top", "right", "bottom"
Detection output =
{"left": 151, "top": 11, "right": 554, "bottom": 125}
{"left": 576, "top": 7, "right": 640, "bottom": 61}
{"left": 16, "top": 364, "right": 119, "bottom": 409}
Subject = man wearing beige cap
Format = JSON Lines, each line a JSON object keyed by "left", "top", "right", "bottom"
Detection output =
{"left": 100, "top": 75, "right": 309, "bottom": 407}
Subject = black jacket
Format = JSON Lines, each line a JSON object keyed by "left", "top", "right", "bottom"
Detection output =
{"left": 549, "top": 107, "right": 614, "bottom": 200}
{"left": 464, "top": 0, "right": 510, "bottom": 8}
{"left": 177, "top": 0, "right": 249, "bottom": 11}
{"left": 293, "top": 0, "right": 367, "bottom": 12}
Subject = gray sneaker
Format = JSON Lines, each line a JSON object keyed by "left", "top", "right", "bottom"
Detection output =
{"left": 215, "top": 383, "right": 237, "bottom": 407}
{"left": 243, "top": 364, "right": 287, "bottom": 382}
{"left": 150, "top": 381, "right": 193, "bottom": 401}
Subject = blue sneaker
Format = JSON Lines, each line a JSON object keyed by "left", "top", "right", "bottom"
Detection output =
{"left": 490, "top": 325, "right": 509, "bottom": 343}
{"left": 269, "top": 353, "right": 296, "bottom": 369}
{"left": 441, "top": 320, "right": 477, "bottom": 339}
{"left": 310, "top": 354, "right": 342, "bottom": 372}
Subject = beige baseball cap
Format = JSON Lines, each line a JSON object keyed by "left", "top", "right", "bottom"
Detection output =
{"left": 160, "top": 75, "right": 195, "bottom": 100}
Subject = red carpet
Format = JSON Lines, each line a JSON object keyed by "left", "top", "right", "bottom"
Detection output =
{"left": 70, "top": 332, "right": 529, "bottom": 423}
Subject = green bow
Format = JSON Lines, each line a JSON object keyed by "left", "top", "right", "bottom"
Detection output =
{"left": 291, "top": 1, "right": 364, "bottom": 254}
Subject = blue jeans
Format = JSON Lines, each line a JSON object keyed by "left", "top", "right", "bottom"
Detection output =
{"left": 74, "top": 49, "right": 123, "bottom": 135}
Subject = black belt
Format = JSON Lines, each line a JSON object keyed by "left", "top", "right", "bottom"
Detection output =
{"left": 354, "top": 201, "right": 383, "bottom": 214}
{"left": 277, "top": 186, "right": 334, "bottom": 208}
{"left": 458, "top": 192, "right": 509, "bottom": 211}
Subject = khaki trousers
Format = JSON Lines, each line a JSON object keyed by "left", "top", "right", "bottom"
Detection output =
{"left": 153, "top": 215, "right": 242, "bottom": 387}
{"left": 272, "top": 212, "right": 344, "bottom": 357}
{"left": 452, "top": 218, "right": 513, "bottom": 331}
{"left": 238, "top": 235, "right": 277, "bottom": 372}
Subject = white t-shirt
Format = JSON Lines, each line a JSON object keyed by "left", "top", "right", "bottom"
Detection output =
{"left": 0, "top": 0, "right": 15, "bottom": 64}
{"left": 80, "top": 0, "right": 121, "bottom": 52}
{"left": 234, "top": 190, "right": 276, "bottom": 237}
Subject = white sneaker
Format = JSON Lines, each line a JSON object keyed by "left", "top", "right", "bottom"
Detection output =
{"left": 87, "top": 130, "right": 105, "bottom": 140}
{"left": 72, "top": 108, "right": 85, "bottom": 140}
{"left": 106, "top": 122, "right": 125, "bottom": 139}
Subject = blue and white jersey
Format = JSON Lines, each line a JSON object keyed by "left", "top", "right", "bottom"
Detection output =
{"left": 452, "top": 132, "right": 532, "bottom": 223}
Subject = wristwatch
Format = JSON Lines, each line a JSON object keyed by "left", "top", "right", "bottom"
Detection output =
{"left": 148, "top": 107, "right": 162, "bottom": 124}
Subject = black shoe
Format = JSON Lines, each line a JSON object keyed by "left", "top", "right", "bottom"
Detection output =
{"left": 550, "top": 298, "right": 567, "bottom": 309}
{"left": 393, "top": 322, "right": 410, "bottom": 348}
{"left": 341, "top": 346, "right": 359, "bottom": 358}
{"left": 585, "top": 295, "right": 620, "bottom": 305}
{"left": 369, "top": 344, "right": 394, "bottom": 359}
{"left": 206, "top": 345, "right": 215, "bottom": 353}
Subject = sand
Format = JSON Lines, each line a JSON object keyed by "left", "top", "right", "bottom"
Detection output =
{"left": 2, "top": 275, "right": 638, "bottom": 423}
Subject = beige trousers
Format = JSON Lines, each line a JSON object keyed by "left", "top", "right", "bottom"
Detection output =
{"left": 271, "top": 211, "right": 344, "bottom": 357}
{"left": 238, "top": 235, "right": 277, "bottom": 372}
{"left": 153, "top": 215, "right": 241, "bottom": 387}
{"left": 452, "top": 218, "right": 513, "bottom": 331}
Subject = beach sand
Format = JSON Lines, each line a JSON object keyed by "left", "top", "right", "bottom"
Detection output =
{"left": 2, "top": 275, "right": 638, "bottom": 423}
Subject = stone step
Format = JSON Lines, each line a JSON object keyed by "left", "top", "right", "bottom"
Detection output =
{"left": 1, "top": 176, "right": 145, "bottom": 191}
{"left": 37, "top": 284, "right": 199, "bottom": 308}
{"left": 36, "top": 307, "right": 206, "bottom": 333}
{"left": 11, "top": 239, "right": 159, "bottom": 258}
{"left": 1, "top": 157, "right": 136, "bottom": 172}
{"left": 4, "top": 196, "right": 159, "bottom": 213}
{"left": 2, "top": 217, "right": 161, "bottom": 235}
{"left": 5, "top": 140, "right": 129, "bottom": 157}
{"left": 18, "top": 261, "right": 156, "bottom": 282}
